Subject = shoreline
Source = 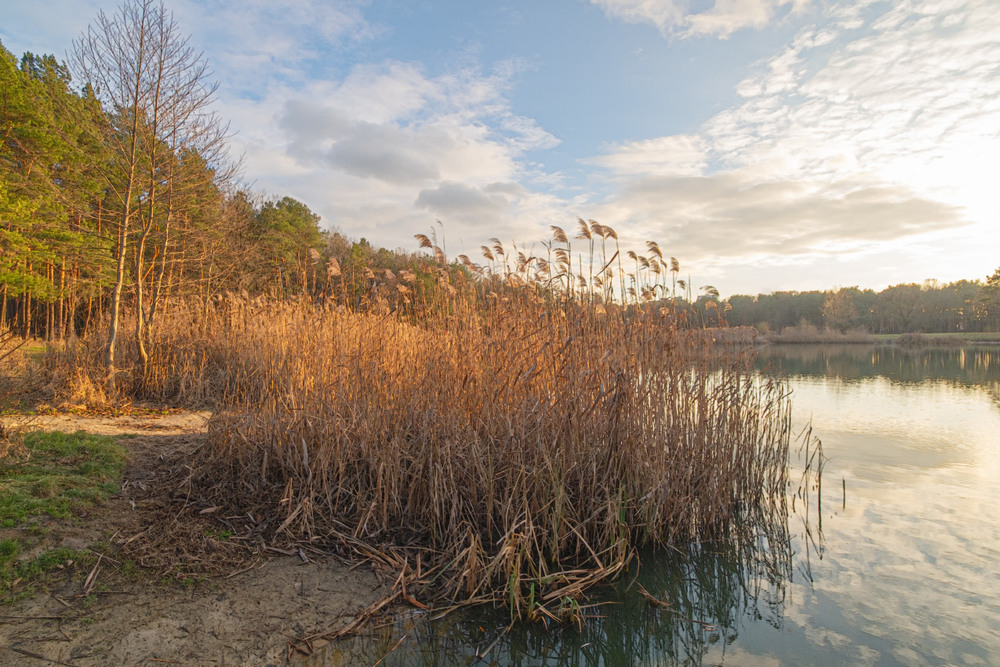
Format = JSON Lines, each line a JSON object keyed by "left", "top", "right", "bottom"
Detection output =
{"left": 759, "top": 332, "right": 1000, "bottom": 346}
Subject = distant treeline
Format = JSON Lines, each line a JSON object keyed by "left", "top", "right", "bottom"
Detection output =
{"left": 3, "top": 31, "right": 997, "bottom": 343}
{"left": 726, "top": 277, "right": 1000, "bottom": 334}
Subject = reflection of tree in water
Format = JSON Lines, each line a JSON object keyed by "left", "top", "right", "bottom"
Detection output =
{"left": 987, "top": 380, "right": 1000, "bottom": 412}
{"left": 757, "top": 345, "right": 1000, "bottom": 387}
{"left": 334, "top": 512, "right": 800, "bottom": 666}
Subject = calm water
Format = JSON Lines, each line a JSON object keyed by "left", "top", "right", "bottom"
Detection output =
{"left": 321, "top": 344, "right": 1000, "bottom": 666}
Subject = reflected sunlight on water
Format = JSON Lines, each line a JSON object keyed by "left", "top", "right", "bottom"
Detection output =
{"left": 761, "top": 345, "right": 1000, "bottom": 666}
{"left": 309, "top": 345, "right": 1000, "bottom": 666}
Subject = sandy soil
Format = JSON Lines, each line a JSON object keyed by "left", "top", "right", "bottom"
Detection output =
{"left": 0, "top": 411, "right": 385, "bottom": 666}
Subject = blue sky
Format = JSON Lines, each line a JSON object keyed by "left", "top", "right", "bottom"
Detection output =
{"left": 3, "top": 0, "right": 998, "bottom": 297}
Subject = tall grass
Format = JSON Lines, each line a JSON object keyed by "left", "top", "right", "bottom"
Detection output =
{"left": 894, "top": 332, "right": 963, "bottom": 347}
{"left": 184, "top": 289, "right": 793, "bottom": 619}
{"left": 34, "top": 298, "right": 272, "bottom": 407}
{"left": 34, "top": 230, "right": 802, "bottom": 621}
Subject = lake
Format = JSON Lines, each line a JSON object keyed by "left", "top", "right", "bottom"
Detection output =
{"left": 321, "top": 344, "right": 1000, "bottom": 666}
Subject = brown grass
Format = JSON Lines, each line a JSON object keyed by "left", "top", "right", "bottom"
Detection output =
{"left": 156, "top": 290, "right": 791, "bottom": 619}
{"left": 765, "top": 324, "right": 874, "bottom": 344}
{"left": 894, "top": 332, "right": 964, "bottom": 347}
{"left": 31, "top": 240, "right": 802, "bottom": 622}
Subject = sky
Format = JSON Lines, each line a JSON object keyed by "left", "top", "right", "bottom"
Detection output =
{"left": 2, "top": 0, "right": 998, "bottom": 297}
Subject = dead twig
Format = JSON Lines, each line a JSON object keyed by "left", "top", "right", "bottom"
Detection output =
{"left": 371, "top": 633, "right": 408, "bottom": 666}
{"left": 82, "top": 554, "right": 102, "bottom": 595}
{"left": 222, "top": 557, "right": 261, "bottom": 579}
{"left": 636, "top": 583, "right": 670, "bottom": 607}
{"left": 315, "top": 590, "right": 402, "bottom": 642}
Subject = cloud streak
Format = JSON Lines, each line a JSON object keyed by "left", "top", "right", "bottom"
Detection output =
{"left": 587, "top": 0, "right": 809, "bottom": 38}
{"left": 589, "top": 0, "right": 997, "bottom": 292}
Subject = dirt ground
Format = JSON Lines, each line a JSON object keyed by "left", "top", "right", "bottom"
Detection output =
{"left": 0, "top": 411, "right": 387, "bottom": 666}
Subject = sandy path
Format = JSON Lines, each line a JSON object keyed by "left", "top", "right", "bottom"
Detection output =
{"left": 0, "top": 411, "right": 384, "bottom": 666}
{"left": 23, "top": 409, "right": 213, "bottom": 437}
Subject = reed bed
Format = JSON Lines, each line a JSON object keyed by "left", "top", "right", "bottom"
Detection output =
{"left": 765, "top": 324, "right": 875, "bottom": 344}
{"left": 34, "top": 297, "right": 275, "bottom": 407}
{"left": 894, "top": 332, "right": 964, "bottom": 347}
{"left": 177, "top": 288, "right": 794, "bottom": 620}
{"left": 31, "top": 223, "right": 801, "bottom": 622}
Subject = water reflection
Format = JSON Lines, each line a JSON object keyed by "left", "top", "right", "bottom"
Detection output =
{"left": 310, "top": 345, "right": 1000, "bottom": 666}
{"left": 324, "top": 534, "right": 801, "bottom": 666}
{"left": 764, "top": 344, "right": 1000, "bottom": 666}
{"left": 756, "top": 344, "right": 1000, "bottom": 387}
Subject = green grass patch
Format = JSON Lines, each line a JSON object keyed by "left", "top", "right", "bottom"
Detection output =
{"left": 20, "top": 341, "right": 50, "bottom": 359}
{"left": 0, "top": 430, "right": 127, "bottom": 528}
{"left": 0, "top": 431, "right": 126, "bottom": 592}
{"left": 3, "top": 546, "right": 80, "bottom": 583}
{"left": 1, "top": 545, "right": 92, "bottom": 601}
{"left": 952, "top": 332, "right": 1000, "bottom": 343}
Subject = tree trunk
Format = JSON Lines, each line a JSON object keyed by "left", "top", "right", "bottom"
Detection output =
{"left": 147, "top": 201, "right": 173, "bottom": 331}
{"left": 84, "top": 296, "right": 93, "bottom": 336}
{"left": 22, "top": 290, "right": 30, "bottom": 339}
{"left": 58, "top": 257, "right": 66, "bottom": 339}
{"left": 134, "top": 232, "right": 149, "bottom": 369}
{"left": 106, "top": 206, "right": 131, "bottom": 371}
{"left": 46, "top": 263, "right": 53, "bottom": 341}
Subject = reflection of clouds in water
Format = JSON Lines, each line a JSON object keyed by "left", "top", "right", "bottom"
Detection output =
{"left": 781, "top": 375, "right": 1000, "bottom": 665}
{"left": 703, "top": 646, "right": 784, "bottom": 666}
{"left": 806, "top": 627, "right": 881, "bottom": 667}
{"left": 790, "top": 379, "right": 1000, "bottom": 483}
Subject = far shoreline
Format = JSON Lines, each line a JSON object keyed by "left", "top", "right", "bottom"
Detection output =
{"left": 753, "top": 328, "right": 1000, "bottom": 346}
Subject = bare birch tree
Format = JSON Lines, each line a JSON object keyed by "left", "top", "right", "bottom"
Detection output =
{"left": 72, "top": 0, "right": 233, "bottom": 374}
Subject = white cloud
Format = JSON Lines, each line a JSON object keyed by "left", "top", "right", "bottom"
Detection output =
{"left": 588, "top": 0, "right": 686, "bottom": 32}
{"left": 330, "top": 62, "right": 436, "bottom": 124}
{"left": 588, "top": 0, "right": 1000, "bottom": 293}
{"left": 598, "top": 172, "right": 963, "bottom": 258}
{"left": 415, "top": 181, "right": 513, "bottom": 223}
{"left": 227, "top": 57, "right": 567, "bottom": 251}
{"left": 588, "top": 0, "right": 808, "bottom": 38}
{"left": 584, "top": 135, "right": 708, "bottom": 176}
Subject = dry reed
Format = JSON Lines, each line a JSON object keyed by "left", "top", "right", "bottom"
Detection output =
{"left": 766, "top": 324, "right": 874, "bottom": 344}
{"left": 32, "top": 233, "right": 801, "bottom": 622}
{"left": 181, "top": 288, "right": 793, "bottom": 619}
